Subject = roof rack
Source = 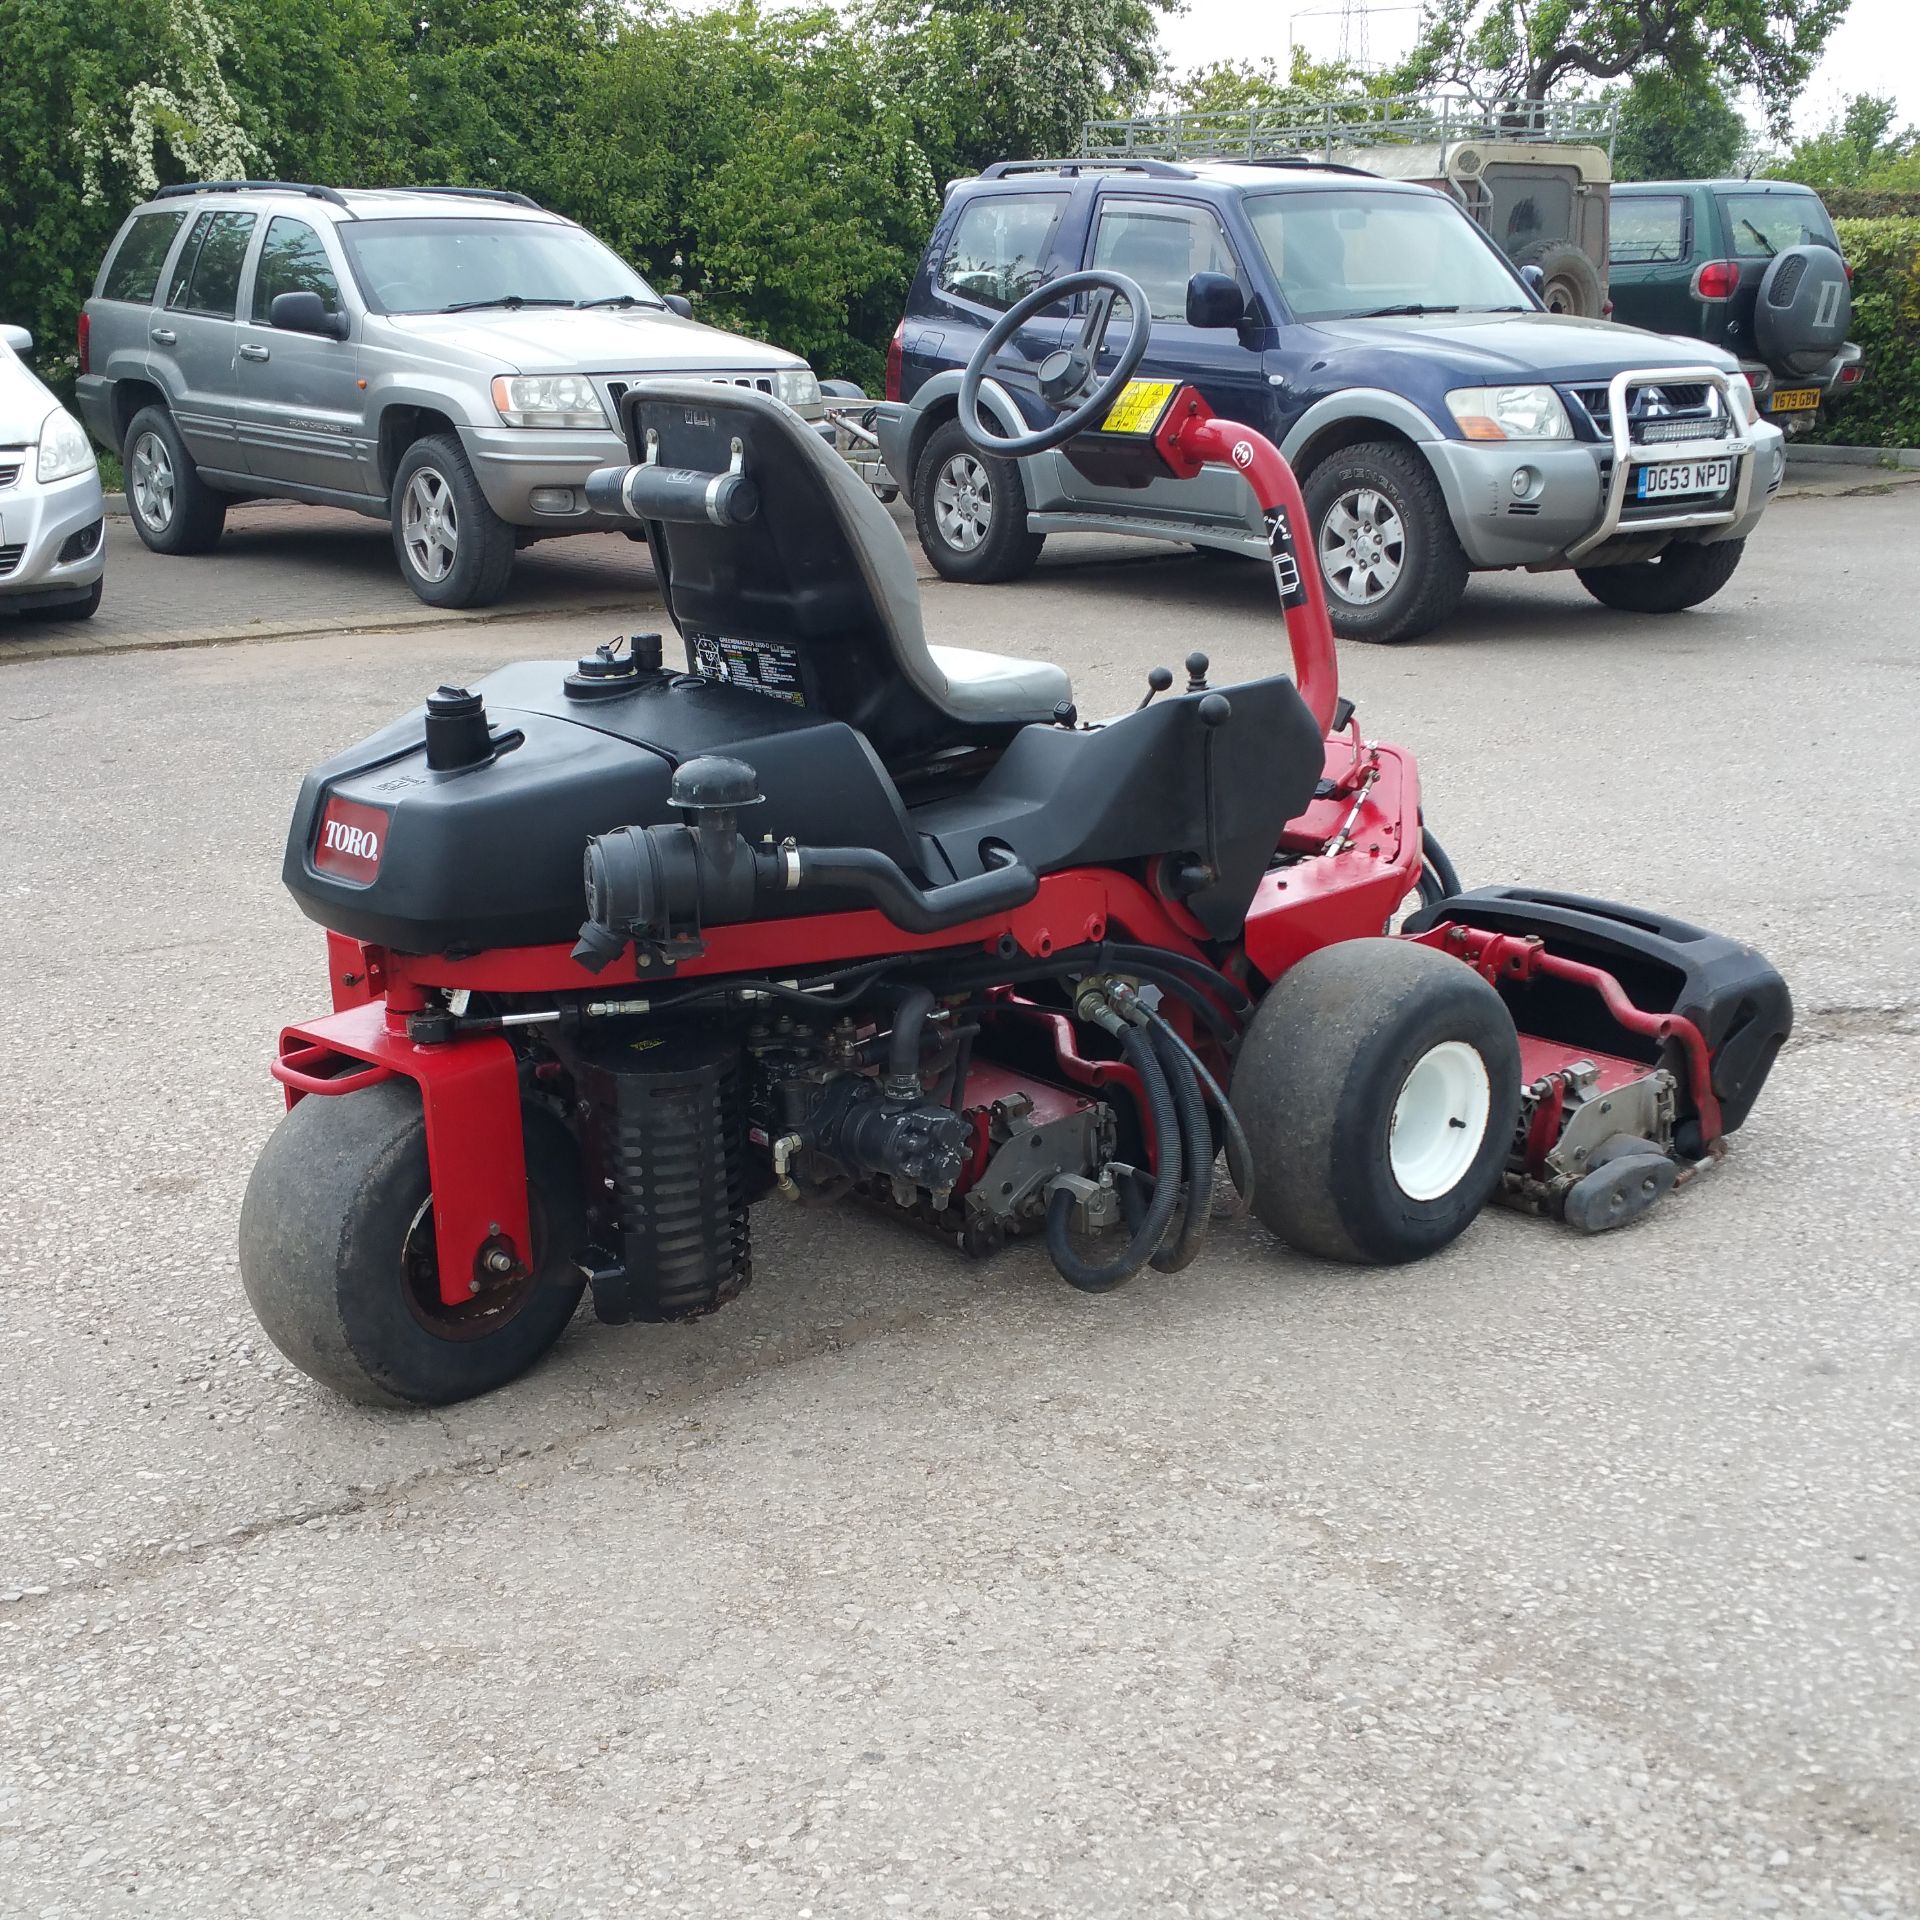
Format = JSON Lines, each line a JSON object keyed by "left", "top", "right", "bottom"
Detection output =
{"left": 370, "top": 185, "right": 544, "bottom": 210}
{"left": 1084, "top": 94, "right": 1618, "bottom": 163}
{"left": 154, "top": 180, "right": 351, "bottom": 208}
{"left": 978, "top": 158, "right": 1193, "bottom": 181}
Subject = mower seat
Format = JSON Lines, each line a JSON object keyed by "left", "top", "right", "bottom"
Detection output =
{"left": 620, "top": 380, "right": 1070, "bottom": 763}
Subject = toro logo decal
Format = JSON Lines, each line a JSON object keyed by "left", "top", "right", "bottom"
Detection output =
{"left": 314, "top": 795, "right": 390, "bottom": 886}
{"left": 1232, "top": 440, "right": 1256, "bottom": 469}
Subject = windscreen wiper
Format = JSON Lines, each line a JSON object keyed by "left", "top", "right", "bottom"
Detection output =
{"left": 1351, "top": 303, "right": 1462, "bottom": 318}
{"left": 1740, "top": 220, "right": 1776, "bottom": 257}
{"left": 576, "top": 293, "right": 666, "bottom": 311}
{"left": 438, "top": 295, "right": 574, "bottom": 313}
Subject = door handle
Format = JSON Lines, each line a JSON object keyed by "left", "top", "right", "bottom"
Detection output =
{"left": 239, "top": 344, "right": 271, "bottom": 362}
{"left": 150, "top": 327, "right": 177, "bottom": 345}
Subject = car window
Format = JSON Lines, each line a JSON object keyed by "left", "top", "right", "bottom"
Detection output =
{"left": 337, "top": 216, "right": 659, "bottom": 313}
{"left": 1610, "top": 196, "right": 1689, "bottom": 264}
{"left": 1243, "top": 188, "right": 1525, "bottom": 322}
{"left": 1091, "top": 198, "right": 1242, "bottom": 322}
{"left": 168, "top": 210, "right": 257, "bottom": 318}
{"left": 1721, "top": 192, "right": 1840, "bottom": 259}
{"left": 936, "top": 194, "right": 1065, "bottom": 311}
{"left": 100, "top": 210, "right": 189, "bottom": 303}
{"left": 251, "top": 217, "right": 343, "bottom": 323}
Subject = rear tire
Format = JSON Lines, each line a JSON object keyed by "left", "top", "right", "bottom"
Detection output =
{"left": 239, "top": 1081, "right": 587, "bottom": 1407}
{"left": 1232, "top": 939, "right": 1520, "bottom": 1265}
{"left": 1575, "top": 537, "right": 1745, "bottom": 614}
{"left": 1302, "top": 441, "right": 1469, "bottom": 643}
{"left": 912, "top": 417, "right": 1045, "bottom": 583}
{"left": 390, "top": 433, "right": 517, "bottom": 609}
{"left": 122, "top": 405, "right": 227, "bottom": 555}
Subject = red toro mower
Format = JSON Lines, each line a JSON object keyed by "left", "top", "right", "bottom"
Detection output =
{"left": 239, "top": 272, "right": 1790, "bottom": 1406}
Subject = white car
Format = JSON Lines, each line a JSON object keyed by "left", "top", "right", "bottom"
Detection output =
{"left": 1, "top": 325, "right": 106, "bottom": 621}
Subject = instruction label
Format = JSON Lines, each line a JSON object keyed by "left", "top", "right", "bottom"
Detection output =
{"left": 691, "top": 633, "right": 807, "bottom": 705}
{"left": 1099, "top": 379, "right": 1179, "bottom": 436}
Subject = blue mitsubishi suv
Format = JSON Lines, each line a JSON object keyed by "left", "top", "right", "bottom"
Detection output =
{"left": 876, "top": 159, "right": 1786, "bottom": 642}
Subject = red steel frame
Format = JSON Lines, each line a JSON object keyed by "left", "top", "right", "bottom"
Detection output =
{"left": 270, "top": 394, "right": 1708, "bottom": 1298}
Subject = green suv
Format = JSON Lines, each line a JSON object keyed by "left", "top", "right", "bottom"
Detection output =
{"left": 1607, "top": 179, "right": 1862, "bottom": 432}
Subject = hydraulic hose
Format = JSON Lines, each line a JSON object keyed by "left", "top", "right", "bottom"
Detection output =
{"left": 794, "top": 846, "right": 1037, "bottom": 933}
{"left": 884, "top": 985, "right": 938, "bottom": 1099}
{"left": 1417, "top": 825, "right": 1463, "bottom": 908}
{"left": 1134, "top": 1001, "right": 1257, "bottom": 1218}
{"left": 1045, "top": 1021, "right": 1183, "bottom": 1293}
{"left": 1118, "top": 1025, "right": 1215, "bottom": 1272}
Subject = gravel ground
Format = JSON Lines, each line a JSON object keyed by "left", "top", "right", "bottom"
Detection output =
{"left": 0, "top": 488, "right": 1916, "bottom": 1917}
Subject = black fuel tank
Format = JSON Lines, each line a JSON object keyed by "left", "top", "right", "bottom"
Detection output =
{"left": 282, "top": 661, "right": 925, "bottom": 954}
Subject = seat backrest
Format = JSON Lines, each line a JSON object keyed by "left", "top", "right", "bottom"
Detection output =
{"left": 620, "top": 381, "right": 1038, "bottom": 763}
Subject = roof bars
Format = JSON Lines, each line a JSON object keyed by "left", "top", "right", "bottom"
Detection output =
{"left": 155, "top": 181, "right": 352, "bottom": 208}
{"left": 978, "top": 158, "right": 1193, "bottom": 181}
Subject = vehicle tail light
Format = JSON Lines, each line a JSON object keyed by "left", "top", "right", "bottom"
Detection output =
{"left": 885, "top": 322, "right": 905, "bottom": 404}
{"left": 1693, "top": 260, "right": 1739, "bottom": 301}
{"left": 77, "top": 311, "right": 91, "bottom": 376}
{"left": 1840, "top": 363, "right": 1863, "bottom": 385}
{"left": 1602, "top": 299, "right": 1614, "bottom": 319}
{"left": 1844, "top": 260, "right": 1854, "bottom": 281}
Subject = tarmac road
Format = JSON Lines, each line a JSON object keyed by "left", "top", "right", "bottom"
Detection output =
{"left": 1, "top": 488, "right": 1917, "bottom": 1917}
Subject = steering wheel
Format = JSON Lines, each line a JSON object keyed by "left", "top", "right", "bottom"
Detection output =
{"left": 959, "top": 270, "right": 1153, "bottom": 459}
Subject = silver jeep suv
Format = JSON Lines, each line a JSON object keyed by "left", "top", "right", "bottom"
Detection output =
{"left": 77, "top": 183, "right": 826, "bottom": 607}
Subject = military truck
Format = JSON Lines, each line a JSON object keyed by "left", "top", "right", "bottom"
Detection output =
{"left": 1083, "top": 94, "right": 1615, "bottom": 317}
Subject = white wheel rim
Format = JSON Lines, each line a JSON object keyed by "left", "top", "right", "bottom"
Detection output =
{"left": 402, "top": 469, "right": 458, "bottom": 582}
{"left": 1319, "top": 487, "right": 1405, "bottom": 606}
{"left": 131, "top": 431, "right": 175, "bottom": 532}
{"left": 933, "top": 452, "right": 993, "bottom": 552}
{"left": 1389, "top": 1040, "right": 1492, "bottom": 1202}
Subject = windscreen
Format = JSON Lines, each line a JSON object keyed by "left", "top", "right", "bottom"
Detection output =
{"left": 1243, "top": 188, "right": 1528, "bottom": 321}
{"left": 339, "top": 217, "right": 662, "bottom": 314}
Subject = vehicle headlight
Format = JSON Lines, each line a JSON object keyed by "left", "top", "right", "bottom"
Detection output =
{"left": 1730, "top": 374, "right": 1759, "bottom": 426}
{"left": 773, "top": 368, "right": 821, "bottom": 409}
{"left": 1445, "top": 384, "right": 1573, "bottom": 442}
{"left": 490, "top": 374, "right": 609, "bottom": 430}
{"left": 36, "top": 407, "right": 93, "bottom": 483}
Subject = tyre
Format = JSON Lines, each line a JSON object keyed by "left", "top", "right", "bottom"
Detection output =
{"left": 1575, "top": 538, "right": 1745, "bottom": 614}
{"left": 40, "top": 579, "right": 103, "bottom": 622}
{"left": 1302, "top": 441, "right": 1469, "bottom": 643}
{"left": 1232, "top": 938, "right": 1521, "bottom": 1265}
{"left": 390, "top": 433, "right": 517, "bottom": 608}
{"left": 1513, "top": 239, "right": 1605, "bottom": 318}
{"left": 122, "top": 405, "right": 227, "bottom": 554}
{"left": 911, "top": 417, "right": 1045, "bottom": 584}
{"left": 238, "top": 1081, "right": 588, "bottom": 1407}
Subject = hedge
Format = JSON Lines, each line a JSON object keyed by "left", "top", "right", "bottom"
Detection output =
{"left": 1804, "top": 217, "right": 1920, "bottom": 450}
{"left": 1822, "top": 188, "right": 1920, "bottom": 221}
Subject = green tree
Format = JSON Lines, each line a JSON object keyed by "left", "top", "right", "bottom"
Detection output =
{"left": 1765, "top": 92, "right": 1920, "bottom": 192}
{"left": 862, "top": 0, "right": 1173, "bottom": 175}
{"left": 1610, "top": 70, "right": 1749, "bottom": 182}
{"left": 1169, "top": 48, "right": 1389, "bottom": 115}
{"left": 1399, "top": 0, "right": 1850, "bottom": 134}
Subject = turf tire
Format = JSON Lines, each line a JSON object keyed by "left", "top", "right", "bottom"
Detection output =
{"left": 239, "top": 1081, "right": 587, "bottom": 1407}
{"left": 1232, "top": 939, "right": 1520, "bottom": 1265}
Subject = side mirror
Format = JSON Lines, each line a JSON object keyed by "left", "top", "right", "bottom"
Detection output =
{"left": 663, "top": 293, "right": 694, "bottom": 320}
{"left": 1186, "top": 272, "right": 1246, "bottom": 329}
{"left": 0, "top": 323, "right": 32, "bottom": 356}
{"left": 269, "top": 290, "right": 348, "bottom": 340}
{"left": 1520, "top": 263, "right": 1546, "bottom": 297}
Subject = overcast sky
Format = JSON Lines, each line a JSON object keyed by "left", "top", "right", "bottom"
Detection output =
{"left": 1158, "top": 0, "right": 1920, "bottom": 137}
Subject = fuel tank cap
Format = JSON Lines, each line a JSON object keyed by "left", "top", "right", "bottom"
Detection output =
{"left": 564, "top": 633, "right": 664, "bottom": 701}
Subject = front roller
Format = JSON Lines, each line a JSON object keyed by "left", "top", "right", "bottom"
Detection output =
{"left": 239, "top": 1083, "right": 587, "bottom": 1407}
{"left": 1233, "top": 939, "right": 1522, "bottom": 1264}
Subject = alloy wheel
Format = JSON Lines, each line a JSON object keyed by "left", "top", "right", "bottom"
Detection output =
{"left": 1319, "top": 487, "right": 1406, "bottom": 606}
{"left": 130, "top": 431, "right": 176, "bottom": 534}
{"left": 402, "top": 468, "right": 459, "bottom": 584}
{"left": 932, "top": 452, "right": 993, "bottom": 553}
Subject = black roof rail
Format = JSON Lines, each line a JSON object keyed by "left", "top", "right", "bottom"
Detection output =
{"left": 154, "top": 180, "right": 352, "bottom": 208}
{"left": 1232, "top": 156, "right": 1378, "bottom": 178}
{"left": 376, "top": 185, "right": 544, "bottom": 210}
{"left": 978, "top": 158, "right": 1194, "bottom": 181}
